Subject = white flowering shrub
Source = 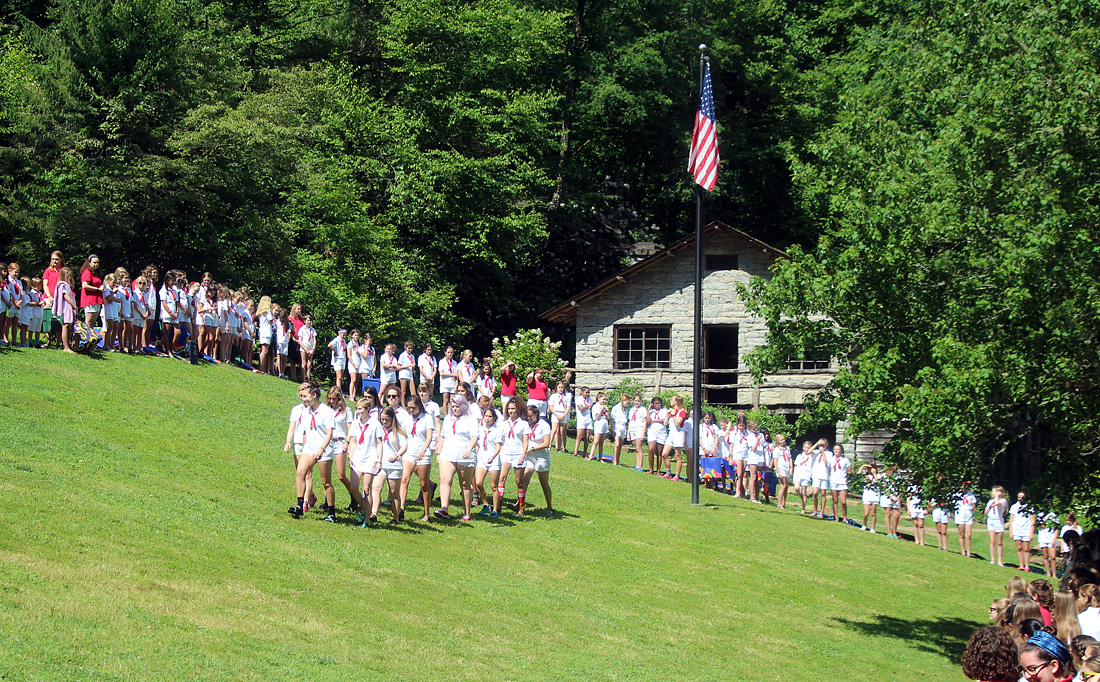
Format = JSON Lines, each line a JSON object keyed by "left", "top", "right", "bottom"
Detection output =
{"left": 487, "top": 328, "right": 568, "bottom": 402}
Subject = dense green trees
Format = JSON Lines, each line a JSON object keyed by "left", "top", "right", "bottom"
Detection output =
{"left": 744, "top": 0, "right": 1100, "bottom": 514}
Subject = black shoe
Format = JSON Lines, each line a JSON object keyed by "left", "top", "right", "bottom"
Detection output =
{"left": 288, "top": 505, "right": 303, "bottom": 518}
{"left": 323, "top": 514, "right": 336, "bottom": 523}
{"left": 348, "top": 500, "right": 360, "bottom": 512}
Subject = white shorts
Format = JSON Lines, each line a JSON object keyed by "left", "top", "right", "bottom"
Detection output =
{"left": 85, "top": 304, "right": 102, "bottom": 313}
{"left": 747, "top": 452, "right": 764, "bottom": 466}
{"left": 132, "top": 317, "right": 144, "bottom": 329}
{"left": 813, "top": 478, "right": 831, "bottom": 491}
{"left": 348, "top": 355, "right": 361, "bottom": 372}
{"left": 987, "top": 520, "right": 1005, "bottom": 533}
{"left": 1038, "top": 530, "right": 1056, "bottom": 548}
{"left": 552, "top": 413, "right": 569, "bottom": 425}
{"left": 910, "top": 508, "right": 926, "bottom": 520}
{"left": 593, "top": 419, "right": 609, "bottom": 435}
{"left": 476, "top": 452, "right": 502, "bottom": 472}
{"left": 381, "top": 370, "right": 397, "bottom": 385}
{"left": 351, "top": 456, "right": 381, "bottom": 477}
{"left": 259, "top": 330, "right": 272, "bottom": 345}
{"left": 646, "top": 429, "right": 667, "bottom": 446}
{"left": 670, "top": 431, "right": 686, "bottom": 449}
{"left": 955, "top": 515, "right": 973, "bottom": 526}
{"left": 527, "top": 399, "right": 548, "bottom": 417}
{"left": 502, "top": 453, "right": 526, "bottom": 469}
{"left": 932, "top": 508, "right": 951, "bottom": 524}
{"left": 403, "top": 450, "right": 432, "bottom": 467}
{"left": 798, "top": 477, "right": 813, "bottom": 488}
{"left": 880, "top": 498, "right": 900, "bottom": 510}
{"left": 831, "top": 481, "right": 848, "bottom": 492}
{"left": 104, "top": 309, "right": 119, "bottom": 322}
{"left": 441, "top": 449, "right": 475, "bottom": 467}
{"left": 1012, "top": 533, "right": 1032, "bottom": 543}
{"left": 381, "top": 463, "right": 402, "bottom": 480}
{"left": 525, "top": 449, "right": 550, "bottom": 473}
{"left": 614, "top": 424, "right": 628, "bottom": 439}
{"left": 861, "top": 490, "right": 880, "bottom": 505}
{"left": 628, "top": 426, "right": 645, "bottom": 441}
{"left": 398, "top": 369, "right": 414, "bottom": 381}
{"left": 577, "top": 416, "right": 593, "bottom": 430}
{"left": 440, "top": 379, "right": 457, "bottom": 393}
{"left": 305, "top": 446, "right": 334, "bottom": 463}
{"left": 331, "top": 357, "right": 347, "bottom": 371}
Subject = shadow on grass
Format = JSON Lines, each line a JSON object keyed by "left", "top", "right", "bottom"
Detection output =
{"left": 831, "top": 614, "right": 981, "bottom": 662}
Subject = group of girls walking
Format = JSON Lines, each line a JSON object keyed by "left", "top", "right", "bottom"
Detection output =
{"left": 285, "top": 374, "right": 555, "bottom": 526}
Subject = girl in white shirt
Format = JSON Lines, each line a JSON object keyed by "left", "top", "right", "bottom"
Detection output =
{"left": 255, "top": 296, "right": 274, "bottom": 374}
{"left": 345, "top": 397, "right": 375, "bottom": 520}
{"left": 495, "top": 400, "right": 529, "bottom": 517}
{"left": 645, "top": 397, "right": 668, "bottom": 476}
{"left": 298, "top": 315, "right": 316, "bottom": 380}
{"left": 475, "top": 362, "right": 495, "bottom": 403}
{"left": 400, "top": 395, "right": 436, "bottom": 522}
{"left": 772, "top": 434, "right": 792, "bottom": 509}
{"left": 794, "top": 441, "right": 814, "bottom": 513}
{"left": 369, "top": 407, "right": 407, "bottom": 525}
{"left": 588, "top": 392, "right": 609, "bottom": 462}
{"left": 102, "top": 273, "right": 119, "bottom": 351}
{"left": 286, "top": 381, "right": 336, "bottom": 522}
{"left": 457, "top": 349, "right": 477, "bottom": 388}
{"left": 810, "top": 439, "right": 831, "bottom": 518}
{"left": 328, "top": 329, "right": 348, "bottom": 394}
{"left": 438, "top": 345, "right": 458, "bottom": 413}
{"left": 609, "top": 393, "right": 630, "bottom": 466}
{"left": 571, "top": 386, "right": 593, "bottom": 458}
{"left": 955, "top": 483, "right": 977, "bottom": 557}
{"left": 434, "top": 394, "right": 479, "bottom": 521}
{"left": 627, "top": 394, "right": 647, "bottom": 470}
{"left": 520, "top": 404, "right": 553, "bottom": 517}
{"left": 473, "top": 407, "right": 504, "bottom": 516}
{"left": 397, "top": 339, "right": 417, "bottom": 402}
{"left": 828, "top": 444, "right": 851, "bottom": 522}
{"left": 729, "top": 415, "right": 750, "bottom": 498}
{"left": 275, "top": 308, "right": 290, "bottom": 378}
{"left": 346, "top": 330, "right": 362, "bottom": 401}
{"left": 358, "top": 333, "right": 377, "bottom": 378}
{"left": 417, "top": 342, "right": 437, "bottom": 394}
{"left": 858, "top": 462, "right": 879, "bottom": 531}
{"left": 548, "top": 382, "right": 570, "bottom": 453}
{"left": 379, "top": 342, "right": 399, "bottom": 402}
{"left": 986, "top": 485, "right": 1008, "bottom": 566}
{"left": 662, "top": 395, "right": 688, "bottom": 481}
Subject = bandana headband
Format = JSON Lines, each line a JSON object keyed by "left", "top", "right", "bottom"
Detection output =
{"left": 1028, "top": 631, "right": 1071, "bottom": 663}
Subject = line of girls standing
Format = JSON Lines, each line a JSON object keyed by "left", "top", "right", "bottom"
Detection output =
{"left": 283, "top": 375, "right": 556, "bottom": 526}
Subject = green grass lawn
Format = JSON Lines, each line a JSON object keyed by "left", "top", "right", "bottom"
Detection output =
{"left": 0, "top": 347, "right": 1006, "bottom": 681}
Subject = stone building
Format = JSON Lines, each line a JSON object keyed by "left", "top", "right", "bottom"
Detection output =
{"left": 541, "top": 221, "right": 880, "bottom": 454}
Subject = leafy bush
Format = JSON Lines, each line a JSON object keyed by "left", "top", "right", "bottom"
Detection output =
{"left": 487, "top": 329, "right": 568, "bottom": 403}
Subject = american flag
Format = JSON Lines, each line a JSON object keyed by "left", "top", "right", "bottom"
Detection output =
{"left": 688, "top": 62, "right": 719, "bottom": 191}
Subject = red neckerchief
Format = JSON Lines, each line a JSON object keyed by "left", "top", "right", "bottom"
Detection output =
{"left": 507, "top": 419, "right": 520, "bottom": 439}
{"left": 381, "top": 425, "right": 392, "bottom": 443}
{"left": 482, "top": 428, "right": 490, "bottom": 449}
{"left": 411, "top": 413, "right": 423, "bottom": 437}
{"left": 445, "top": 357, "right": 454, "bottom": 372}
{"left": 480, "top": 375, "right": 492, "bottom": 393}
{"left": 631, "top": 407, "right": 644, "bottom": 421}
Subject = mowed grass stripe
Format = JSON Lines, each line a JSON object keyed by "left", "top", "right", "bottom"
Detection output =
{"left": 0, "top": 348, "right": 989, "bottom": 681}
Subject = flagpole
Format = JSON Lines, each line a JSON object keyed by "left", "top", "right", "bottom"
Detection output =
{"left": 691, "top": 47, "right": 708, "bottom": 506}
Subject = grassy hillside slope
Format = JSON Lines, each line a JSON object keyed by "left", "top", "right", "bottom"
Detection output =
{"left": 0, "top": 348, "right": 995, "bottom": 681}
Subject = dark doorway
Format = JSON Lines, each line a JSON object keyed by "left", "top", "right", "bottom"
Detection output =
{"left": 704, "top": 325, "right": 738, "bottom": 404}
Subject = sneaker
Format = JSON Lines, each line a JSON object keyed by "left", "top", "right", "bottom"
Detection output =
{"left": 460, "top": 514, "right": 472, "bottom": 521}
{"left": 433, "top": 509, "right": 451, "bottom": 520}
{"left": 356, "top": 512, "right": 365, "bottom": 525}
{"left": 488, "top": 510, "right": 499, "bottom": 518}
{"left": 545, "top": 509, "right": 553, "bottom": 517}
{"left": 288, "top": 505, "right": 303, "bottom": 518}
{"left": 869, "top": 528, "right": 876, "bottom": 534}
{"left": 382, "top": 499, "right": 391, "bottom": 507}
{"left": 302, "top": 500, "right": 310, "bottom": 513}
{"left": 323, "top": 515, "right": 336, "bottom": 523}
{"left": 477, "top": 505, "right": 491, "bottom": 516}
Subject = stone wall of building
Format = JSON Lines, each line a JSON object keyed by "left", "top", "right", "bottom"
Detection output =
{"left": 572, "top": 230, "right": 833, "bottom": 409}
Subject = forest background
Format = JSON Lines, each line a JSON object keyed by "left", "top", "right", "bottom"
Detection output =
{"left": 1, "top": 0, "right": 1098, "bottom": 516}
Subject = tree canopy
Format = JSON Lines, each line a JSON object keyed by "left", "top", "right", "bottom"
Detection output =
{"left": 743, "top": 0, "right": 1100, "bottom": 517}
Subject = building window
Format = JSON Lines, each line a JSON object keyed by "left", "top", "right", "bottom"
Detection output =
{"left": 705, "top": 254, "right": 739, "bottom": 270}
{"left": 615, "top": 326, "right": 671, "bottom": 369}
{"left": 786, "top": 353, "right": 830, "bottom": 370}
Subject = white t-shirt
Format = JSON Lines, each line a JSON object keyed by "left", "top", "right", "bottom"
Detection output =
{"left": 476, "top": 373, "right": 496, "bottom": 400}
{"left": 500, "top": 417, "right": 530, "bottom": 456}
{"left": 380, "top": 352, "right": 398, "bottom": 384}
{"left": 829, "top": 455, "right": 851, "bottom": 486}
{"left": 417, "top": 353, "right": 437, "bottom": 384}
{"left": 398, "top": 350, "right": 416, "bottom": 380}
{"left": 810, "top": 450, "right": 831, "bottom": 479}
{"left": 954, "top": 492, "right": 977, "bottom": 524}
{"left": 610, "top": 403, "right": 629, "bottom": 433}
{"left": 457, "top": 361, "right": 476, "bottom": 385}
{"left": 438, "top": 356, "right": 458, "bottom": 392}
{"left": 1079, "top": 608, "right": 1100, "bottom": 640}
{"left": 300, "top": 404, "right": 336, "bottom": 455}
{"left": 376, "top": 424, "right": 406, "bottom": 469}
{"left": 477, "top": 424, "right": 504, "bottom": 459}
{"left": 527, "top": 419, "right": 551, "bottom": 451}
{"left": 439, "top": 413, "right": 478, "bottom": 461}
{"left": 646, "top": 408, "right": 668, "bottom": 441}
{"left": 985, "top": 498, "right": 1007, "bottom": 526}
{"left": 406, "top": 411, "right": 434, "bottom": 460}
{"left": 1009, "top": 501, "right": 1034, "bottom": 537}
